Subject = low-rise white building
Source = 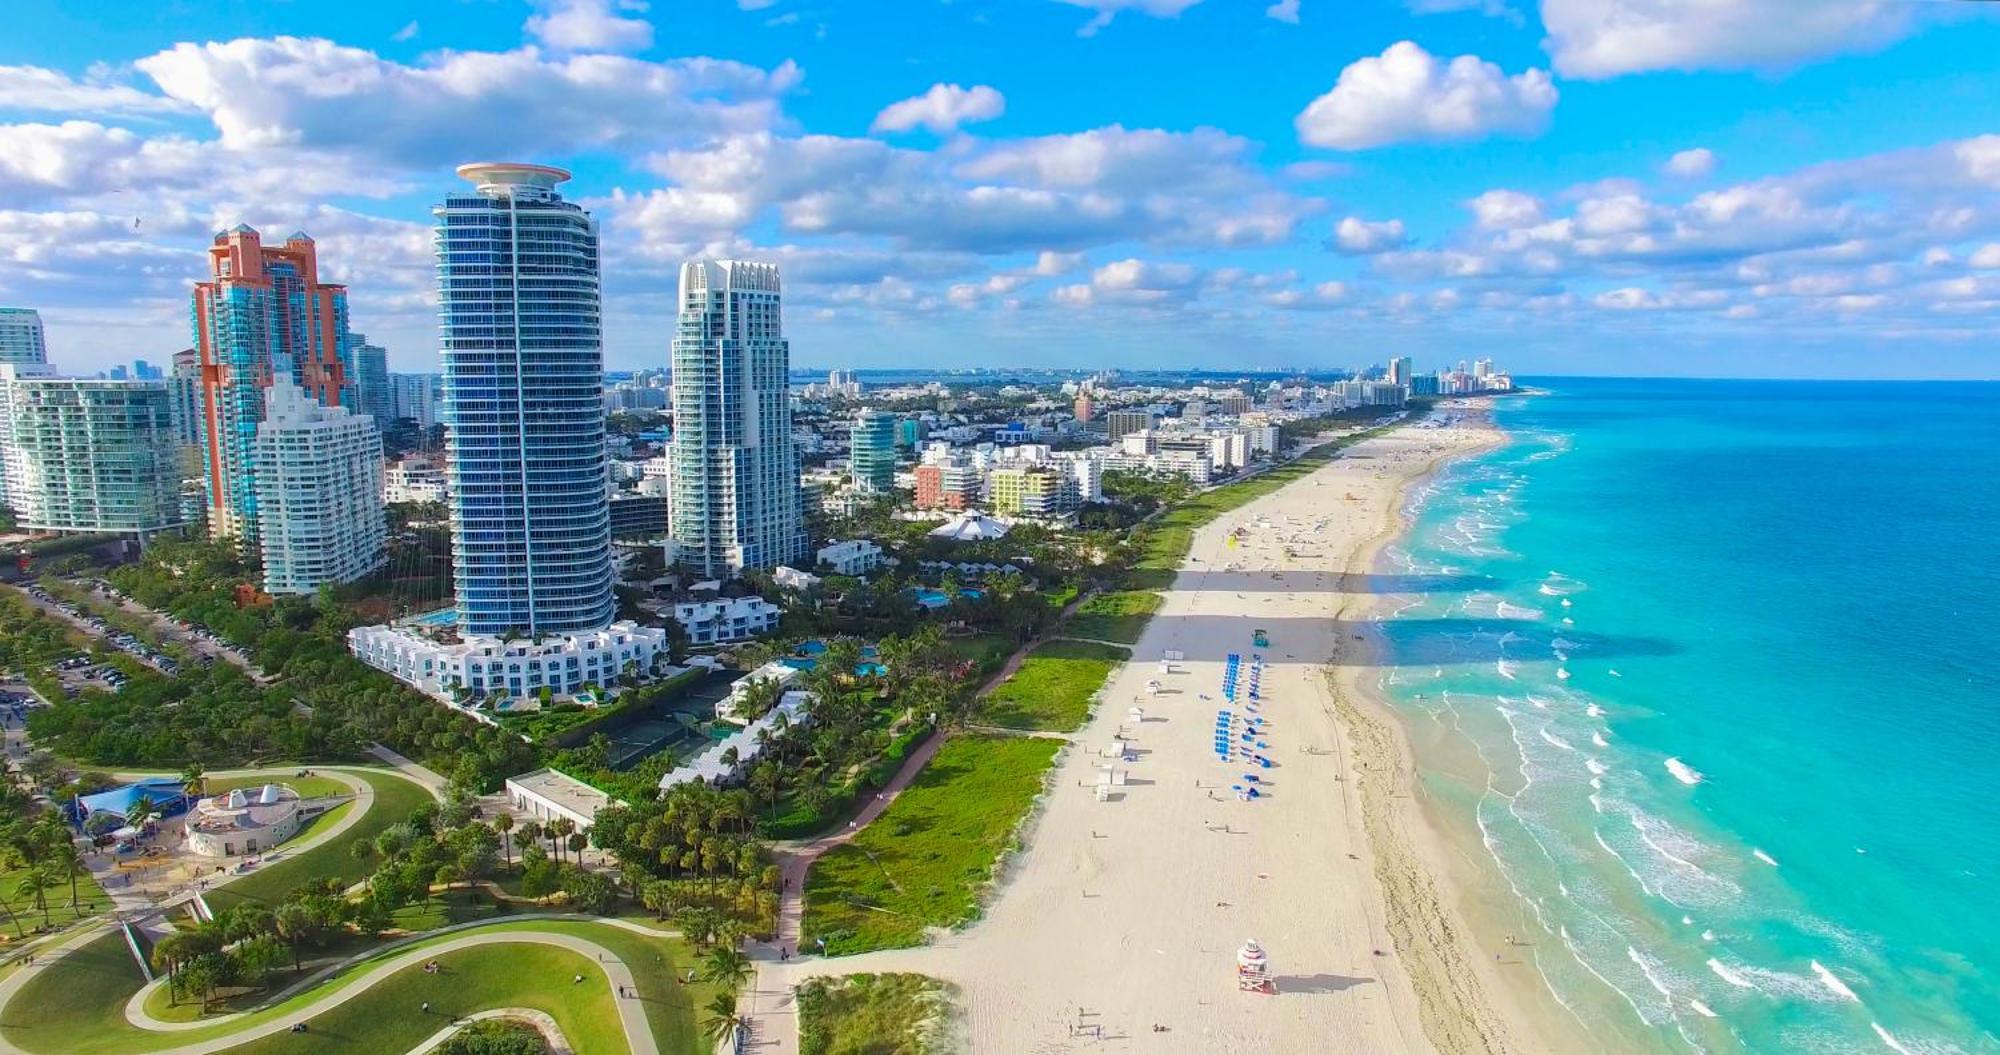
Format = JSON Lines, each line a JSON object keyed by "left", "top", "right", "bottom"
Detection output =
{"left": 816, "top": 539, "right": 884, "bottom": 576}
{"left": 773, "top": 565, "right": 822, "bottom": 592}
{"left": 504, "top": 768, "right": 622, "bottom": 833}
{"left": 347, "top": 620, "right": 670, "bottom": 702}
{"left": 661, "top": 692, "right": 810, "bottom": 789}
{"left": 383, "top": 457, "right": 448, "bottom": 504}
{"left": 670, "top": 596, "right": 781, "bottom": 645}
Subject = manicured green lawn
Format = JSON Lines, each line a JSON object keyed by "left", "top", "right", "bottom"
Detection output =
{"left": 940, "top": 633, "right": 1014, "bottom": 678}
{"left": 0, "top": 859, "right": 112, "bottom": 932}
{"left": 804, "top": 734, "right": 1060, "bottom": 955}
{"left": 1062, "top": 591, "right": 1162, "bottom": 645}
{"left": 979, "top": 640, "right": 1128, "bottom": 732}
{"left": 203, "top": 769, "right": 433, "bottom": 913}
{"left": 388, "top": 889, "right": 503, "bottom": 932}
{"left": 218, "top": 942, "right": 622, "bottom": 1055}
{"left": 2, "top": 921, "right": 714, "bottom": 1055}
{"left": 797, "top": 972, "right": 956, "bottom": 1055}
{"left": 205, "top": 774, "right": 351, "bottom": 800}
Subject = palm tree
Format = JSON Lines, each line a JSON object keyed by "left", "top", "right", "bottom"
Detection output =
{"left": 125, "top": 793, "right": 158, "bottom": 834}
{"left": 273, "top": 902, "right": 313, "bottom": 971}
{"left": 549, "top": 818, "right": 576, "bottom": 865}
{"left": 12, "top": 866, "right": 55, "bottom": 928}
{"left": 494, "top": 813, "right": 515, "bottom": 869}
{"left": 700, "top": 991, "right": 743, "bottom": 1048}
{"left": 50, "top": 837, "right": 87, "bottom": 912}
{"left": 178, "top": 763, "right": 206, "bottom": 802}
{"left": 699, "top": 943, "right": 752, "bottom": 991}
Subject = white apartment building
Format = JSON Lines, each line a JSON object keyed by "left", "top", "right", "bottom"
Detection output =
{"left": 384, "top": 458, "right": 448, "bottom": 504}
{"left": 671, "top": 595, "right": 781, "bottom": 645}
{"left": 505, "top": 768, "right": 621, "bottom": 833}
{"left": 773, "top": 565, "right": 822, "bottom": 592}
{"left": 0, "top": 308, "right": 47, "bottom": 367}
{"left": 0, "top": 366, "right": 183, "bottom": 535}
{"left": 256, "top": 380, "right": 387, "bottom": 594}
{"left": 816, "top": 539, "right": 884, "bottom": 576}
{"left": 348, "top": 620, "right": 669, "bottom": 702}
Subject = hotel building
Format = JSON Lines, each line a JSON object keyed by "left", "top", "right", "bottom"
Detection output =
{"left": 0, "top": 308, "right": 47, "bottom": 367}
{"left": 668, "top": 260, "right": 806, "bottom": 575}
{"left": 0, "top": 367, "right": 183, "bottom": 535}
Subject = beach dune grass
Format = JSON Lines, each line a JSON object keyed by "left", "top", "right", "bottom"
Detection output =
{"left": 979, "top": 640, "right": 1128, "bottom": 732}
{"left": 804, "top": 735, "right": 1060, "bottom": 956}
{"left": 1062, "top": 590, "right": 1162, "bottom": 645}
{"left": 797, "top": 972, "right": 957, "bottom": 1055}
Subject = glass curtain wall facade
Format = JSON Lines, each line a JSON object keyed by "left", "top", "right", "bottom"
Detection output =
{"left": 191, "top": 226, "right": 354, "bottom": 546}
{"left": 668, "top": 260, "right": 806, "bottom": 576}
{"left": 850, "top": 409, "right": 897, "bottom": 493}
{"left": 436, "top": 163, "right": 613, "bottom": 637}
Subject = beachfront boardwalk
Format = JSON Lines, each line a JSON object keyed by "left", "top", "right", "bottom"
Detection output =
{"left": 762, "top": 418, "right": 1531, "bottom": 1054}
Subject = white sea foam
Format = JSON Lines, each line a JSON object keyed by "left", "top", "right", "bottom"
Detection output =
{"left": 1701, "top": 930, "right": 1715, "bottom": 942}
{"left": 1609, "top": 669, "right": 1623, "bottom": 678}
{"left": 1586, "top": 758, "right": 1608, "bottom": 776}
{"left": 1689, "top": 999, "right": 1718, "bottom": 1018}
{"left": 1589, "top": 793, "right": 1603, "bottom": 814}
{"left": 1552, "top": 636, "right": 1578, "bottom": 651}
{"left": 1627, "top": 946, "right": 1674, "bottom": 997}
{"left": 1753, "top": 849, "right": 1779, "bottom": 867}
{"left": 1811, "top": 960, "right": 1860, "bottom": 1002}
{"left": 1592, "top": 732, "right": 1610, "bottom": 748}
{"left": 1871, "top": 1023, "right": 1915, "bottom": 1055}
{"left": 1561, "top": 616, "right": 1574, "bottom": 625}
{"left": 1586, "top": 703, "right": 1606, "bottom": 718}
{"left": 1497, "top": 601, "right": 1541, "bottom": 621}
{"left": 1538, "top": 583, "right": 1562, "bottom": 596}
{"left": 1539, "top": 728, "right": 1575, "bottom": 751}
{"left": 1496, "top": 659, "right": 1518, "bottom": 680}
{"left": 1707, "top": 958, "right": 1760, "bottom": 990}
{"left": 1665, "top": 757, "right": 1704, "bottom": 785}
{"left": 1557, "top": 667, "right": 1572, "bottom": 680}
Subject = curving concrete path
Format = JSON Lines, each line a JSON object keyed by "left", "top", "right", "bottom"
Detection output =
{"left": 4, "top": 925, "right": 658, "bottom": 1055}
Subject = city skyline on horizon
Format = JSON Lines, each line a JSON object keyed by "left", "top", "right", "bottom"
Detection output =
{"left": 4, "top": 1, "right": 2000, "bottom": 380}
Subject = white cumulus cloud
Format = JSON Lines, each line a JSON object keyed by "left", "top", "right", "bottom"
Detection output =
{"left": 1330, "top": 215, "right": 1408, "bottom": 253}
{"left": 871, "top": 84, "right": 1005, "bottom": 135}
{"left": 1295, "top": 41, "right": 1556, "bottom": 150}
{"left": 1540, "top": 0, "right": 1920, "bottom": 79}
{"left": 1665, "top": 147, "right": 1717, "bottom": 178}
{"left": 1266, "top": 0, "right": 1301, "bottom": 24}
{"left": 525, "top": 0, "right": 655, "bottom": 54}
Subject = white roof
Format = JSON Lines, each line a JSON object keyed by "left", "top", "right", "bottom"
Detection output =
{"left": 928, "top": 513, "right": 1011, "bottom": 541}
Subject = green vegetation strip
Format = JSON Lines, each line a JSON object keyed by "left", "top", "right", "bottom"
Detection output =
{"left": 1062, "top": 590, "right": 1162, "bottom": 645}
{"left": 1, "top": 919, "right": 710, "bottom": 1055}
{"left": 804, "top": 734, "right": 1061, "bottom": 955}
{"left": 979, "top": 640, "right": 1128, "bottom": 733}
{"left": 797, "top": 972, "right": 957, "bottom": 1055}
{"left": 202, "top": 769, "right": 433, "bottom": 914}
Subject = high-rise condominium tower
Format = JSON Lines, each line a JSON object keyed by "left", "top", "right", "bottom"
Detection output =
{"left": 351, "top": 334, "right": 392, "bottom": 427}
{"left": 191, "top": 226, "right": 354, "bottom": 545}
{"left": 436, "top": 163, "right": 613, "bottom": 637}
{"left": 850, "top": 409, "right": 897, "bottom": 494}
{"left": 668, "top": 260, "right": 806, "bottom": 576}
{"left": 255, "top": 379, "right": 387, "bottom": 595}
{"left": 0, "top": 309, "right": 47, "bottom": 367}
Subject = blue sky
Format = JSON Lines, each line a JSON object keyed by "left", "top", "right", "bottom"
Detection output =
{"left": 4, "top": 0, "right": 1999, "bottom": 378}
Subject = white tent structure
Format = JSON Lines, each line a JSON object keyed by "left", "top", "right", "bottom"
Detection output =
{"left": 927, "top": 513, "right": 1012, "bottom": 541}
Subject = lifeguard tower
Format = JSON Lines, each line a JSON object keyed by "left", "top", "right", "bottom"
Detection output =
{"left": 1236, "top": 939, "right": 1276, "bottom": 994}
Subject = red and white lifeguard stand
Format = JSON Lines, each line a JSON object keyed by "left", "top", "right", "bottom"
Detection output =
{"left": 1236, "top": 939, "right": 1276, "bottom": 994}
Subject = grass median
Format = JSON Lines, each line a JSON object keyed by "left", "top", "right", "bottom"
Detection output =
{"left": 202, "top": 769, "right": 433, "bottom": 914}
{"left": 1062, "top": 590, "right": 1162, "bottom": 645}
{"left": 804, "top": 734, "right": 1061, "bottom": 956}
{"left": 979, "top": 640, "right": 1128, "bottom": 733}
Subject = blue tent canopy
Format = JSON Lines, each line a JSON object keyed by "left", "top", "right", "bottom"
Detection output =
{"left": 76, "top": 779, "right": 187, "bottom": 819}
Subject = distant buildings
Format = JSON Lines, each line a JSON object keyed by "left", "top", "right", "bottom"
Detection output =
{"left": 914, "top": 441, "right": 1101, "bottom": 515}
{"left": 390, "top": 373, "right": 440, "bottom": 428}
{"left": 191, "top": 226, "right": 354, "bottom": 547}
{"left": 351, "top": 335, "right": 391, "bottom": 427}
{"left": 849, "top": 408, "right": 898, "bottom": 493}
{"left": 1106, "top": 409, "right": 1154, "bottom": 441}
{"left": 254, "top": 379, "right": 386, "bottom": 595}
{"left": 816, "top": 539, "right": 884, "bottom": 576}
{"left": 167, "top": 349, "right": 202, "bottom": 447}
{"left": 0, "top": 367, "right": 182, "bottom": 535}
{"left": 435, "top": 163, "right": 613, "bottom": 638}
{"left": 349, "top": 619, "right": 666, "bottom": 702}
{"left": 0, "top": 308, "right": 47, "bottom": 367}
{"left": 383, "top": 456, "right": 447, "bottom": 504}
{"left": 667, "top": 260, "right": 806, "bottom": 575}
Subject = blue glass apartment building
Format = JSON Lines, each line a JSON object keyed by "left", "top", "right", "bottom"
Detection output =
{"left": 435, "top": 163, "right": 614, "bottom": 637}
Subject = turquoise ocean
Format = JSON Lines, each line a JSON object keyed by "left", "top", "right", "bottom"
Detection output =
{"left": 1378, "top": 379, "right": 1997, "bottom": 1054}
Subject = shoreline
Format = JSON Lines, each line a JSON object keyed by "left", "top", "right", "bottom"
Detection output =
{"left": 777, "top": 402, "right": 1576, "bottom": 1053}
{"left": 1321, "top": 398, "right": 1596, "bottom": 1054}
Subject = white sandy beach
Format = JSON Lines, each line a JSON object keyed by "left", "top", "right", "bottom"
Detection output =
{"left": 778, "top": 404, "right": 1567, "bottom": 1053}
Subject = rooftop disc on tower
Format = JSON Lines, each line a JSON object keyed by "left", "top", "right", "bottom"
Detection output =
{"left": 455, "top": 162, "right": 572, "bottom": 198}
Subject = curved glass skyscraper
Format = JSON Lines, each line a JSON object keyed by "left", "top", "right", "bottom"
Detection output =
{"left": 436, "top": 163, "right": 613, "bottom": 637}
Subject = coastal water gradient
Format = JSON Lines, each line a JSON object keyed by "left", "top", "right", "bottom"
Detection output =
{"left": 1378, "top": 379, "right": 1998, "bottom": 1054}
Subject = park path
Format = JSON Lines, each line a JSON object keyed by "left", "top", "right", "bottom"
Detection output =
{"left": 0, "top": 916, "right": 677, "bottom": 1055}
{"left": 736, "top": 588, "right": 1101, "bottom": 1054}
{"left": 405, "top": 1008, "right": 569, "bottom": 1055}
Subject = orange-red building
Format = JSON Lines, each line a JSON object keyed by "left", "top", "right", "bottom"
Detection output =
{"left": 191, "top": 226, "right": 353, "bottom": 544}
